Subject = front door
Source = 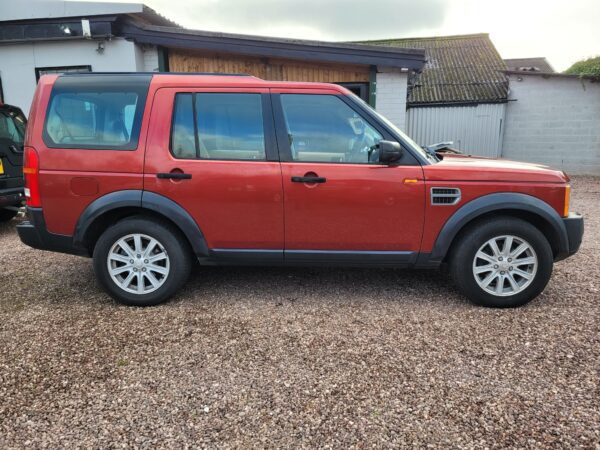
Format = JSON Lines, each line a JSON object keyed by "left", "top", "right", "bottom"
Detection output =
{"left": 144, "top": 88, "right": 284, "bottom": 257}
{"left": 272, "top": 90, "right": 425, "bottom": 264}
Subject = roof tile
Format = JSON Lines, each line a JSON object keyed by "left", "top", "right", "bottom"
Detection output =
{"left": 359, "top": 33, "right": 509, "bottom": 105}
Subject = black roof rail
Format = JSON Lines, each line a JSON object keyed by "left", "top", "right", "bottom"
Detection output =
{"left": 58, "top": 72, "right": 252, "bottom": 77}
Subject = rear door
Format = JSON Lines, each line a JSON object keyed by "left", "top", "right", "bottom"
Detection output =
{"left": 272, "top": 89, "right": 425, "bottom": 263}
{"left": 143, "top": 87, "right": 284, "bottom": 258}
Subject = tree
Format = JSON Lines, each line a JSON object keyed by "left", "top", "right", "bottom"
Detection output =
{"left": 564, "top": 56, "right": 600, "bottom": 76}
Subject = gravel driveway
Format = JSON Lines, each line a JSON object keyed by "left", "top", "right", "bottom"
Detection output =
{"left": 1, "top": 176, "right": 598, "bottom": 448}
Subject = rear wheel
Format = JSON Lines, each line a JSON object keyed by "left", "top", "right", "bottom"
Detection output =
{"left": 450, "top": 217, "right": 553, "bottom": 307}
{"left": 93, "top": 217, "right": 192, "bottom": 306}
{"left": 0, "top": 208, "right": 18, "bottom": 223}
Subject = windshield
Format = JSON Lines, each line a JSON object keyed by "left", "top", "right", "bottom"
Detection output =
{"left": 353, "top": 96, "right": 437, "bottom": 162}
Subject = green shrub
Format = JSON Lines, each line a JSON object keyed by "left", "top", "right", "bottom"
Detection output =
{"left": 564, "top": 56, "right": 600, "bottom": 76}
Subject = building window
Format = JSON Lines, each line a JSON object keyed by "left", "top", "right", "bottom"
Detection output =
{"left": 35, "top": 65, "right": 92, "bottom": 81}
{"left": 336, "top": 82, "right": 369, "bottom": 102}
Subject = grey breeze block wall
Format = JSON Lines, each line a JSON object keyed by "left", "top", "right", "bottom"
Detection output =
{"left": 503, "top": 73, "right": 600, "bottom": 175}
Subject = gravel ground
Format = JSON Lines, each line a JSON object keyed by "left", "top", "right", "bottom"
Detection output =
{"left": 0, "top": 176, "right": 599, "bottom": 448}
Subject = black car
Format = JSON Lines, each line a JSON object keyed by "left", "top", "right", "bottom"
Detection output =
{"left": 0, "top": 102, "right": 26, "bottom": 222}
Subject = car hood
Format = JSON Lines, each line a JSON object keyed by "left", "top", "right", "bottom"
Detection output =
{"left": 423, "top": 154, "right": 568, "bottom": 183}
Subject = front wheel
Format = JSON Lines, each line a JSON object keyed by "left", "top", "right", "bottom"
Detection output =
{"left": 93, "top": 217, "right": 192, "bottom": 306}
{"left": 450, "top": 217, "right": 553, "bottom": 308}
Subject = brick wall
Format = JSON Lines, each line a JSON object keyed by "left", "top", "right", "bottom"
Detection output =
{"left": 503, "top": 74, "right": 600, "bottom": 175}
{"left": 375, "top": 68, "right": 408, "bottom": 130}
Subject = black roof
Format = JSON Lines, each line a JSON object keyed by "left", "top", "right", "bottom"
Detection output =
{"left": 119, "top": 23, "right": 426, "bottom": 70}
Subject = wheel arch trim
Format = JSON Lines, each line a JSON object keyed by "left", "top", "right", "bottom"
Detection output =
{"left": 429, "top": 192, "right": 568, "bottom": 263}
{"left": 73, "top": 190, "right": 209, "bottom": 256}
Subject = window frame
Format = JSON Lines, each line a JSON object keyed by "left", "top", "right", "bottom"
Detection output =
{"left": 169, "top": 91, "right": 278, "bottom": 162}
{"left": 41, "top": 74, "right": 151, "bottom": 151}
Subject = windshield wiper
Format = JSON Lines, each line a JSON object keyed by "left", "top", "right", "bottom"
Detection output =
{"left": 422, "top": 145, "right": 439, "bottom": 161}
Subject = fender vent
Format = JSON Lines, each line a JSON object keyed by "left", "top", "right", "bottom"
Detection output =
{"left": 431, "top": 187, "right": 461, "bottom": 205}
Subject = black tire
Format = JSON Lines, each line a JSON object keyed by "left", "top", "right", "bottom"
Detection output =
{"left": 0, "top": 208, "right": 18, "bottom": 223}
{"left": 93, "top": 217, "right": 192, "bottom": 306}
{"left": 450, "top": 217, "right": 553, "bottom": 308}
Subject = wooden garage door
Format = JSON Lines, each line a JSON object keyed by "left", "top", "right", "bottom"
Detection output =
{"left": 168, "top": 49, "right": 370, "bottom": 83}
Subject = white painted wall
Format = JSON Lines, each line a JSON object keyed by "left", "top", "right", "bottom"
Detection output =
{"left": 503, "top": 73, "right": 600, "bottom": 175}
{"left": 406, "top": 103, "right": 506, "bottom": 157}
{"left": 375, "top": 68, "right": 408, "bottom": 130}
{"left": 0, "top": 0, "right": 143, "bottom": 22}
{"left": 0, "top": 38, "right": 145, "bottom": 116}
{"left": 141, "top": 45, "right": 160, "bottom": 72}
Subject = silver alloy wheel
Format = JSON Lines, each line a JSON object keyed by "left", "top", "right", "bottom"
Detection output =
{"left": 107, "top": 233, "right": 170, "bottom": 295}
{"left": 472, "top": 235, "right": 538, "bottom": 297}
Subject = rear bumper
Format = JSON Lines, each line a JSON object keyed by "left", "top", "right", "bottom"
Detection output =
{"left": 559, "top": 212, "right": 584, "bottom": 259}
{"left": 16, "top": 208, "right": 88, "bottom": 256}
{"left": 0, "top": 187, "right": 24, "bottom": 208}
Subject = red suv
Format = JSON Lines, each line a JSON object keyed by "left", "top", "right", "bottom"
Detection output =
{"left": 17, "top": 73, "right": 583, "bottom": 307}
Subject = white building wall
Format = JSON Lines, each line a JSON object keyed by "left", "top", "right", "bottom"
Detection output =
{"left": 375, "top": 68, "right": 408, "bottom": 130}
{"left": 503, "top": 74, "right": 600, "bottom": 175}
{"left": 141, "top": 45, "right": 160, "bottom": 72}
{"left": 406, "top": 103, "right": 506, "bottom": 157}
{"left": 0, "top": 0, "right": 144, "bottom": 22}
{"left": 0, "top": 38, "right": 143, "bottom": 116}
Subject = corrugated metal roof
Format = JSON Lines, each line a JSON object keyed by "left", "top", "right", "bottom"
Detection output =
{"left": 504, "top": 57, "right": 554, "bottom": 73}
{"left": 359, "top": 33, "right": 509, "bottom": 105}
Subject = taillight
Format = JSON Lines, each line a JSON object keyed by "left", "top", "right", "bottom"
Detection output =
{"left": 23, "top": 146, "right": 41, "bottom": 207}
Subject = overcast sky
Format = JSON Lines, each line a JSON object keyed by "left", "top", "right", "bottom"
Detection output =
{"left": 99, "top": 0, "right": 598, "bottom": 71}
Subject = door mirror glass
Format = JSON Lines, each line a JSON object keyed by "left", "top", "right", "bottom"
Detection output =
{"left": 377, "top": 140, "right": 402, "bottom": 164}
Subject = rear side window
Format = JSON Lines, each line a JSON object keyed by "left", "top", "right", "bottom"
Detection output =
{"left": 43, "top": 75, "right": 151, "bottom": 150}
{"left": 171, "top": 93, "right": 265, "bottom": 160}
{"left": 0, "top": 109, "right": 26, "bottom": 146}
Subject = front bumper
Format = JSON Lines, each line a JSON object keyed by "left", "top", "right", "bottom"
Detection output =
{"left": 0, "top": 187, "right": 24, "bottom": 208}
{"left": 561, "top": 212, "right": 584, "bottom": 258}
{"left": 16, "top": 207, "right": 88, "bottom": 256}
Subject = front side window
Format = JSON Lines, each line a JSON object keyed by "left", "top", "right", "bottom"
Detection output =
{"left": 43, "top": 75, "right": 150, "bottom": 150}
{"left": 280, "top": 94, "right": 383, "bottom": 164}
{"left": 171, "top": 93, "right": 265, "bottom": 161}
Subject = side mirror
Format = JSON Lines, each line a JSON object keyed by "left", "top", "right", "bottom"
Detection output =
{"left": 378, "top": 140, "right": 402, "bottom": 164}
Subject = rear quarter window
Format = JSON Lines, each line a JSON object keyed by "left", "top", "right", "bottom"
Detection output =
{"left": 42, "top": 75, "right": 151, "bottom": 150}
